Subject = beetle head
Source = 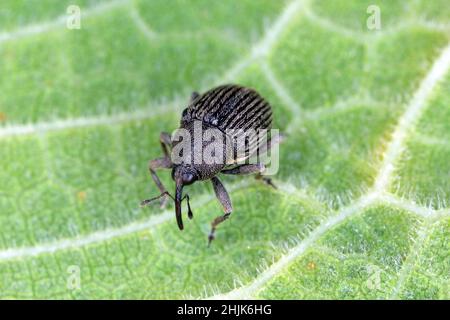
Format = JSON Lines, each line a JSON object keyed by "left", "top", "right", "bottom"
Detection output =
{"left": 172, "top": 165, "right": 198, "bottom": 230}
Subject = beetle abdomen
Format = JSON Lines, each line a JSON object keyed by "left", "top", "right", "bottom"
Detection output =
{"left": 182, "top": 84, "right": 272, "bottom": 131}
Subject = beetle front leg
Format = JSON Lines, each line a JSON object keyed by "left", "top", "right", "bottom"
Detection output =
{"left": 208, "top": 177, "right": 233, "bottom": 246}
{"left": 141, "top": 157, "right": 173, "bottom": 208}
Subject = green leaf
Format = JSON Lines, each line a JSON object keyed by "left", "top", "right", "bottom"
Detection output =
{"left": 0, "top": 0, "right": 449, "bottom": 299}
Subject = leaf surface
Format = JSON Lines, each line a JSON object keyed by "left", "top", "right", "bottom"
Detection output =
{"left": 0, "top": 0, "right": 448, "bottom": 299}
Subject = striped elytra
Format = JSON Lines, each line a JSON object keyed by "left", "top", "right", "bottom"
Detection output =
{"left": 181, "top": 84, "right": 273, "bottom": 132}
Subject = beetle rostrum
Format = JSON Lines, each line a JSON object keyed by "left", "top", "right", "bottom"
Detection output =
{"left": 140, "top": 84, "right": 279, "bottom": 245}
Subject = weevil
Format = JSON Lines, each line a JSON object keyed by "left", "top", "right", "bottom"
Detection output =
{"left": 140, "top": 84, "right": 277, "bottom": 245}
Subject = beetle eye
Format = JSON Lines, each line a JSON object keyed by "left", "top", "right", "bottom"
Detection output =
{"left": 182, "top": 173, "right": 196, "bottom": 185}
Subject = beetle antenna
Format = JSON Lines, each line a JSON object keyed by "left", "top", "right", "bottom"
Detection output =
{"left": 182, "top": 194, "right": 193, "bottom": 219}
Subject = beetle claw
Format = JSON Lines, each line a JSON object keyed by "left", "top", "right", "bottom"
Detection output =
{"left": 159, "top": 194, "right": 169, "bottom": 209}
{"left": 255, "top": 174, "right": 277, "bottom": 189}
{"left": 207, "top": 233, "right": 215, "bottom": 247}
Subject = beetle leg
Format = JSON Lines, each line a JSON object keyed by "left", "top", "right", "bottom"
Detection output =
{"left": 140, "top": 190, "right": 171, "bottom": 207}
{"left": 208, "top": 177, "right": 233, "bottom": 246}
{"left": 190, "top": 91, "right": 200, "bottom": 102}
{"left": 221, "top": 163, "right": 264, "bottom": 175}
{"left": 160, "top": 132, "right": 172, "bottom": 158}
{"left": 221, "top": 164, "right": 277, "bottom": 189}
{"left": 141, "top": 157, "right": 173, "bottom": 208}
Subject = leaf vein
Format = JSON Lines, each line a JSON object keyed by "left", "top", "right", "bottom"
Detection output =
{"left": 0, "top": 0, "right": 130, "bottom": 44}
